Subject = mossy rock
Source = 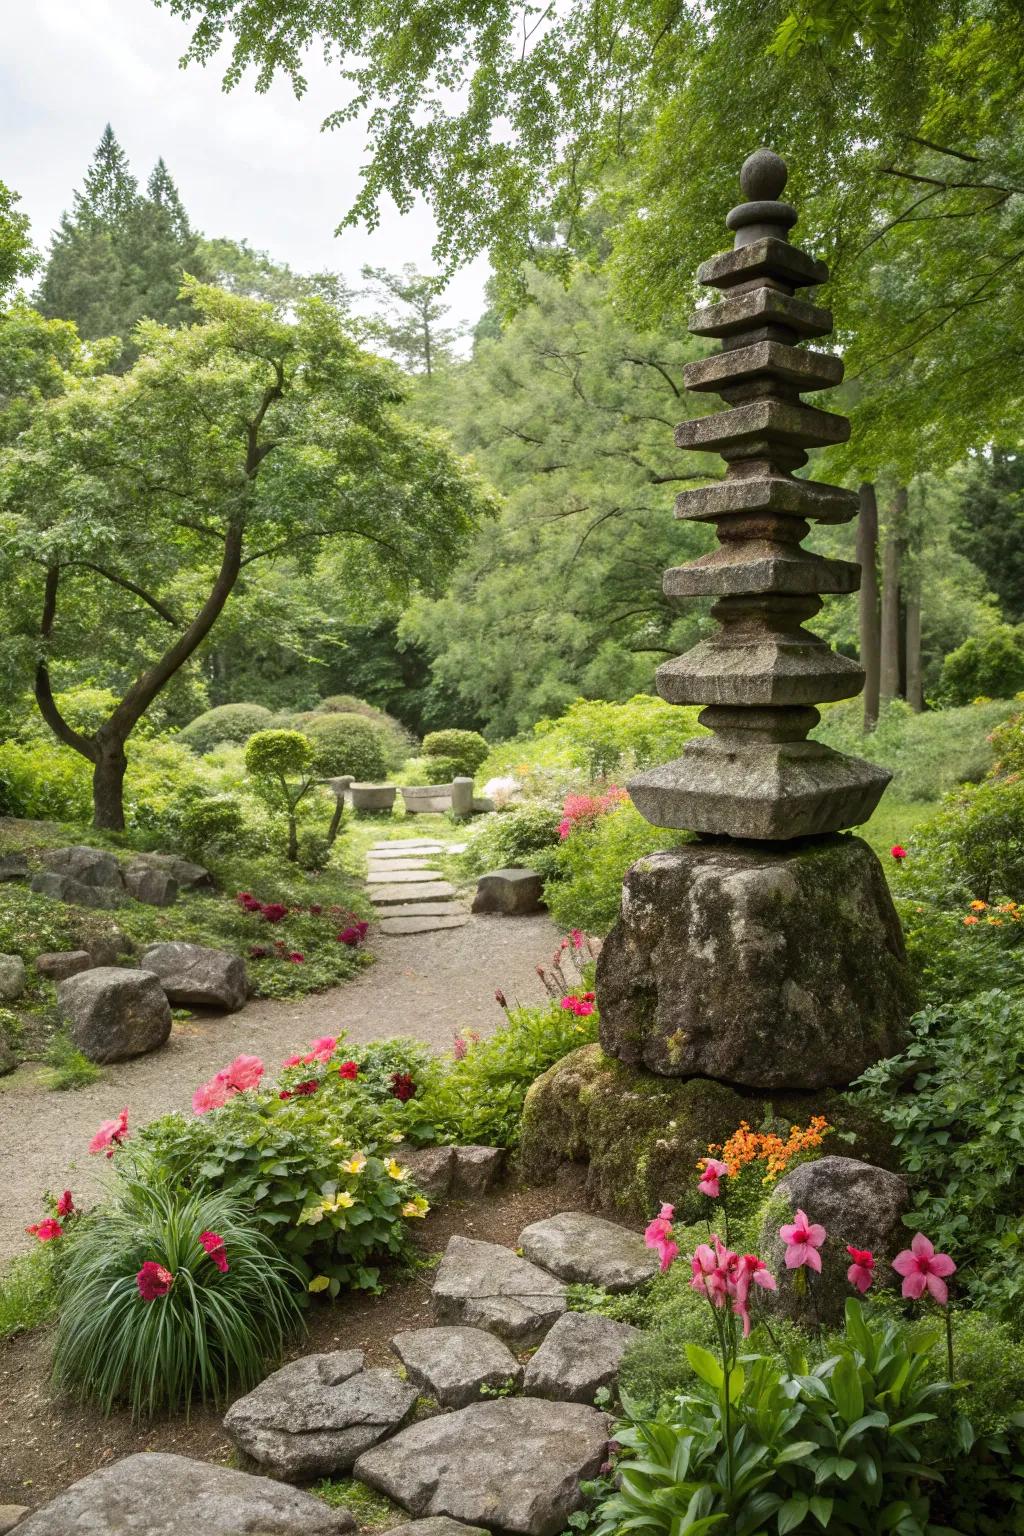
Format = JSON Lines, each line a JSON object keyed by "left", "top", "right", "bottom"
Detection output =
{"left": 518, "top": 1044, "right": 894, "bottom": 1222}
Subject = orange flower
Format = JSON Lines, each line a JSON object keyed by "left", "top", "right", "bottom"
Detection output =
{"left": 963, "top": 915, "right": 980, "bottom": 926}
{"left": 969, "top": 900, "right": 988, "bottom": 912}
{"left": 711, "top": 1115, "right": 832, "bottom": 1185}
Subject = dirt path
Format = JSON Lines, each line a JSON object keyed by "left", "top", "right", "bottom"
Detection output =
{"left": 0, "top": 910, "right": 556, "bottom": 1263}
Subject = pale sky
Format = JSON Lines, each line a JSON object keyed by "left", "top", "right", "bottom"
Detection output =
{"left": 2, "top": 0, "right": 491, "bottom": 337}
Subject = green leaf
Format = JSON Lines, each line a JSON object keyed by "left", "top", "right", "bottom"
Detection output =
{"left": 686, "top": 1344, "right": 725, "bottom": 1390}
{"left": 778, "top": 1496, "right": 808, "bottom": 1534}
{"left": 809, "top": 1494, "right": 834, "bottom": 1528}
{"left": 831, "top": 1356, "right": 864, "bottom": 1424}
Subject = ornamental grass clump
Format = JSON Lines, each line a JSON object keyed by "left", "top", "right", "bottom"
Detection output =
{"left": 52, "top": 1176, "right": 301, "bottom": 1418}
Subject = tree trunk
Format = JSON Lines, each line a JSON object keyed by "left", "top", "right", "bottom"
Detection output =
{"left": 92, "top": 740, "right": 129, "bottom": 831}
{"left": 879, "top": 487, "right": 907, "bottom": 705}
{"left": 856, "top": 482, "right": 881, "bottom": 731}
{"left": 905, "top": 592, "right": 923, "bottom": 712}
{"left": 287, "top": 811, "right": 299, "bottom": 862}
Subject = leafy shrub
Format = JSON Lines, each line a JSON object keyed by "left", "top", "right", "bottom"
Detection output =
{"left": 897, "top": 900, "right": 1024, "bottom": 1005}
{"left": 122, "top": 737, "right": 212, "bottom": 842}
{"left": 52, "top": 1175, "right": 301, "bottom": 1417}
{"left": 178, "top": 795, "right": 246, "bottom": 859}
{"left": 303, "top": 714, "right": 389, "bottom": 781}
{"left": 0, "top": 738, "right": 92, "bottom": 821}
{"left": 815, "top": 697, "right": 1014, "bottom": 802}
{"left": 544, "top": 801, "right": 690, "bottom": 934}
{"left": 908, "top": 772, "right": 1024, "bottom": 903}
{"left": 400, "top": 753, "right": 461, "bottom": 785}
{"left": 245, "top": 730, "right": 320, "bottom": 862}
{"left": 855, "top": 990, "right": 1024, "bottom": 1317}
{"left": 422, "top": 729, "right": 489, "bottom": 777}
{"left": 0, "top": 1241, "right": 60, "bottom": 1340}
{"left": 178, "top": 703, "right": 275, "bottom": 754}
{"left": 939, "top": 624, "right": 1024, "bottom": 705}
{"left": 480, "top": 696, "right": 704, "bottom": 791}
{"left": 318, "top": 695, "right": 416, "bottom": 768}
{"left": 988, "top": 709, "right": 1024, "bottom": 777}
{"left": 457, "top": 803, "right": 564, "bottom": 878}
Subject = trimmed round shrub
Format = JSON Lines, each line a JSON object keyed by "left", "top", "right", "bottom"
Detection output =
{"left": 319, "top": 695, "right": 417, "bottom": 767}
{"left": 52, "top": 1175, "right": 301, "bottom": 1417}
{"left": 303, "top": 714, "right": 388, "bottom": 781}
{"left": 403, "top": 753, "right": 461, "bottom": 785}
{"left": 178, "top": 703, "right": 274, "bottom": 754}
{"left": 459, "top": 803, "right": 564, "bottom": 876}
{"left": 244, "top": 728, "right": 313, "bottom": 780}
{"left": 178, "top": 795, "right": 245, "bottom": 858}
{"left": 939, "top": 624, "right": 1024, "bottom": 706}
{"left": 422, "top": 729, "right": 489, "bottom": 777}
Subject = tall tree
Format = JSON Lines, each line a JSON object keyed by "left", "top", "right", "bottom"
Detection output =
{"left": 361, "top": 264, "right": 458, "bottom": 377}
{"left": 856, "top": 483, "right": 881, "bottom": 729}
{"left": 0, "top": 178, "right": 36, "bottom": 303}
{"left": 75, "top": 123, "right": 138, "bottom": 228}
{"left": 0, "top": 281, "right": 494, "bottom": 827}
{"left": 879, "top": 487, "right": 908, "bottom": 705}
{"left": 201, "top": 236, "right": 354, "bottom": 313}
{"left": 951, "top": 449, "right": 1024, "bottom": 624}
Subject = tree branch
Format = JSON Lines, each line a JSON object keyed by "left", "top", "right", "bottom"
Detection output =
{"left": 34, "top": 567, "right": 99, "bottom": 762}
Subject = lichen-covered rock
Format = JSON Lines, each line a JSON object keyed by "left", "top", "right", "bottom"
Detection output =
{"left": 523, "top": 1312, "right": 640, "bottom": 1403}
{"left": 471, "top": 868, "right": 545, "bottom": 915}
{"left": 391, "top": 1326, "right": 523, "bottom": 1408}
{"left": 123, "top": 865, "right": 179, "bottom": 907}
{"left": 16, "top": 1452, "right": 353, "bottom": 1535}
{"left": 35, "top": 950, "right": 93, "bottom": 982}
{"left": 518, "top": 1044, "right": 894, "bottom": 1223}
{"left": 42, "top": 846, "right": 123, "bottom": 889}
{"left": 0, "top": 853, "right": 28, "bottom": 882}
{"left": 401, "top": 1144, "right": 456, "bottom": 1200}
{"left": 451, "top": 1145, "right": 504, "bottom": 1195}
{"left": 0, "top": 1504, "right": 29, "bottom": 1534}
{"left": 759, "top": 1155, "right": 910, "bottom": 1326}
{"left": 86, "top": 928, "right": 133, "bottom": 966}
{"left": 224, "top": 1351, "right": 417, "bottom": 1481}
{"left": 140, "top": 941, "right": 248, "bottom": 1011}
{"left": 0, "top": 954, "right": 26, "bottom": 1001}
{"left": 354, "top": 1398, "right": 612, "bottom": 1536}
{"left": 30, "top": 871, "right": 123, "bottom": 909}
{"left": 518, "top": 1212, "right": 657, "bottom": 1292}
{"left": 127, "top": 852, "right": 212, "bottom": 890}
{"left": 57, "top": 966, "right": 172, "bottom": 1063}
{"left": 432, "top": 1236, "right": 566, "bottom": 1345}
{"left": 596, "top": 837, "right": 911, "bottom": 1089}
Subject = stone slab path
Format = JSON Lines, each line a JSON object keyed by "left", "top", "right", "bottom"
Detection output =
{"left": 366, "top": 838, "right": 469, "bottom": 937}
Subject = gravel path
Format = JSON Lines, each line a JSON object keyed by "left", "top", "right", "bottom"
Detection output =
{"left": 0, "top": 910, "right": 556, "bottom": 1263}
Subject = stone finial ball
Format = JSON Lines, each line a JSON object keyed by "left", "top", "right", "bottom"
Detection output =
{"left": 739, "top": 147, "right": 788, "bottom": 201}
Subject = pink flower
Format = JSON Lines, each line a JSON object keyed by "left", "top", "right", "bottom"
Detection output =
{"left": 225, "top": 1055, "right": 264, "bottom": 1091}
{"left": 337, "top": 1060, "right": 359, "bottom": 1080}
{"left": 199, "top": 1231, "right": 229, "bottom": 1274}
{"left": 690, "top": 1242, "right": 718, "bottom": 1298}
{"left": 644, "top": 1204, "right": 678, "bottom": 1272}
{"left": 337, "top": 926, "right": 364, "bottom": 946}
{"left": 136, "top": 1261, "right": 174, "bottom": 1300}
{"left": 26, "top": 1217, "right": 63, "bottom": 1241}
{"left": 192, "top": 1072, "right": 231, "bottom": 1114}
{"left": 88, "top": 1107, "right": 129, "bottom": 1157}
{"left": 890, "top": 845, "right": 907, "bottom": 861}
{"left": 570, "top": 929, "right": 584, "bottom": 949}
{"left": 698, "top": 1158, "right": 729, "bottom": 1199}
{"left": 56, "top": 1190, "right": 75, "bottom": 1219}
{"left": 306, "top": 1036, "right": 337, "bottom": 1063}
{"left": 731, "top": 1253, "right": 776, "bottom": 1334}
{"left": 846, "top": 1246, "right": 875, "bottom": 1294}
{"left": 453, "top": 1035, "right": 468, "bottom": 1061}
{"left": 282, "top": 1054, "right": 303, "bottom": 1068}
{"left": 287, "top": 951, "right": 305, "bottom": 964}
{"left": 557, "top": 817, "right": 572, "bottom": 840}
{"left": 779, "top": 1208, "right": 826, "bottom": 1273}
{"left": 892, "top": 1234, "right": 956, "bottom": 1304}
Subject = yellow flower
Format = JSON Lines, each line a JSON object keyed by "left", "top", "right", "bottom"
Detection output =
{"left": 340, "top": 1153, "right": 367, "bottom": 1175}
{"left": 298, "top": 1204, "right": 325, "bottom": 1226}
{"left": 319, "top": 1190, "right": 356, "bottom": 1213}
{"left": 308, "top": 1275, "right": 331, "bottom": 1293}
{"left": 402, "top": 1196, "right": 430, "bottom": 1218}
{"left": 969, "top": 900, "right": 988, "bottom": 911}
{"left": 385, "top": 1158, "right": 407, "bottom": 1181}
{"left": 387, "top": 1131, "right": 404, "bottom": 1143}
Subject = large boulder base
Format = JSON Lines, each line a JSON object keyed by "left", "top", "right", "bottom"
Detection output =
{"left": 42, "top": 845, "right": 122, "bottom": 889}
{"left": 518, "top": 1044, "right": 895, "bottom": 1224}
{"left": 0, "top": 954, "right": 26, "bottom": 1001}
{"left": 16, "top": 1452, "right": 354, "bottom": 1535}
{"left": 432, "top": 1236, "right": 567, "bottom": 1345}
{"left": 224, "top": 1350, "right": 417, "bottom": 1481}
{"left": 127, "top": 851, "right": 212, "bottom": 890}
{"left": 386, "top": 1521, "right": 487, "bottom": 1536}
{"left": 524, "top": 1311, "right": 640, "bottom": 1404}
{"left": 759, "top": 1155, "right": 911, "bottom": 1326}
{"left": 140, "top": 941, "right": 248, "bottom": 1012}
{"left": 30, "top": 870, "right": 123, "bottom": 908}
{"left": 391, "top": 1326, "right": 523, "bottom": 1409}
{"left": 518, "top": 1211, "right": 657, "bottom": 1292}
{"left": 354, "top": 1397, "right": 612, "bottom": 1536}
{"left": 596, "top": 836, "right": 912, "bottom": 1089}
{"left": 56, "top": 966, "right": 172, "bottom": 1063}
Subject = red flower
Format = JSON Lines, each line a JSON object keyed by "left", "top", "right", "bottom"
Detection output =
{"left": 288, "top": 952, "right": 305, "bottom": 964}
{"left": 293, "top": 1079, "right": 319, "bottom": 1096}
{"left": 890, "top": 845, "right": 907, "bottom": 861}
{"left": 25, "top": 1218, "right": 63, "bottom": 1242}
{"left": 390, "top": 1071, "right": 416, "bottom": 1102}
{"left": 56, "top": 1190, "right": 75, "bottom": 1219}
{"left": 309, "top": 904, "right": 322, "bottom": 915}
{"left": 337, "top": 920, "right": 369, "bottom": 947}
{"left": 249, "top": 945, "right": 270, "bottom": 959}
{"left": 88, "top": 1107, "right": 129, "bottom": 1157}
{"left": 337, "top": 1060, "right": 359, "bottom": 1080}
{"left": 199, "top": 1230, "right": 229, "bottom": 1273}
{"left": 279, "top": 1090, "right": 293, "bottom": 1100}
{"left": 261, "top": 903, "right": 289, "bottom": 923}
{"left": 136, "top": 1261, "right": 174, "bottom": 1300}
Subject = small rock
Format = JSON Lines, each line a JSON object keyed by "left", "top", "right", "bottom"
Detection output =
{"left": 224, "top": 1350, "right": 418, "bottom": 1481}
{"left": 0, "top": 1042, "right": 17, "bottom": 1076}
{"left": 518, "top": 1212, "right": 657, "bottom": 1292}
{"left": 140, "top": 941, "right": 248, "bottom": 1012}
{"left": 0, "top": 954, "right": 26, "bottom": 1002}
{"left": 0, "top": 1507, "right": 30, "bottom": 1535}
{"left": 16, "top": 1453, "right": 353, "bottom": 1535}
{"left": 386, "top": 1520, "right": 487, "bottom": 1536}
{"left": 126, "top": 852, "right": 212, "bottom": 890}
{"left": 123, "top": 865, "right": 179, "bottom": 907}
{"left": 30, "top": 870, "right": 123, "bottom": 908}
{"left": 57, "top": 966, "right": 172, "bottom": 1063}
{"left": 42, "top": 845, "right": 123, "bottom": 888}
{"left": 451, "top": 1145, "right": 504, "bottom": 1196}
{"left": 354, "top": 1398, "right": 612, "bottom": 1536}
{"left": 391, "top": 1326, "right": 523, "bottom": 1409}
{"left": 86, "top": 928, "right": 133, "bottom": 966}
{"left": 523, "top": 1312, "right": 640, "bottom": 1404}
{"left": 35, "top": 950, "right": 93, "bottom": 982}
{"left": 760, "top": 1155, "right": 911, "bottom": 1326}
{"left": 0, "top": 853, "right": 28, "bottom": 882}
{"left": 432, "top": 1236, "right": 566, "bottom": 1345}
{"left": 401, "top": 1145, "right": 456, "bottom": 1201}
{"left": 471, "top": 868, "right": 545, "bottom": 915}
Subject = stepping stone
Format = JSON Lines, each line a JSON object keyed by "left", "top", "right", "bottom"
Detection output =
{"left": 518, "top": 1212, "right": 658, "bottom": 1293}
{"left": 224, "top": 1350, "right": 417, "bottom": 1481}
{"left": 391, "top": 1326, "right": 523, "bottom": 1409}
{"left": 367, "top": 869, "right": 444, "bottom": 885}
{"left": 370, "top": 841, "right": 444, "bottom": 852}
{"left": 386, "top": 1522, "right": 486, "bottom": 1536}
{"left": 375, "top": 902, "right": 465, "bottom": 918}
{"left": 366, "top": 858, "right": 437, "bottom": 872}
{"left": 371, "top": 883, "right": 456, "bottom": 905}
{"left": 16, "top": 1452, "right": 353, "bottom": 1535}
{"left": 379, "top": 916, "right": 469, "bottom": 936}
{"left": 432, "top": 1236, "right": 566, "bottom": 1345}
{"left": 523, "top": 1312, "right": 640, "bottom": 1404}
{"left": 353, "top": 1398, "right": 612, "bottom": 1536}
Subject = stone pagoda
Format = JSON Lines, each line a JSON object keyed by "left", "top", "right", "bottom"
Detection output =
{"left": 596, "top": 150, "right": 911, "bottom": 1092}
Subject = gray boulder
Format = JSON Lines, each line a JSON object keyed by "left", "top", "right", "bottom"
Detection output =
{"left": 401, "top": 1144, "right": 456, "bottom": 1200}
{"left": 391, "top": 1326, "right": 523, "bottom": 1409}
{"left": 354, "top": 1398, "right": 612, "bottom": 1536}
{"left": 0, "top": 853, "right": 28, "bottom": 882}
{"left": 432, "top": 1236, "right": 566, "bottom": 1346}
{"left": 523, "top": 1312, "right": 639, "bottom": 1404}
{"left": 0, "top": 1041, "right": 17, "bottom": 1076}
{"left": 518, "top": 1212, "right": 657, "bottom": 1293}
{"left": 57, "top": 966, "right": 172, "bottom": 1063}
{"left": 140, "top": 941, "right": 248, "bottom": 1011}
{"left": 35, "top": 950, "right": 93, "bottom": 982}
{"left": 472, "top": 868, "right": 545, "bottom": 915}
{"left": 124, "top": 865, "right": 178, "bottom": 907}
{"left": 224, "top": 1350, "right": 418, "bottom": 1481}
{"left": 42, "top": 845, "right": 123, "bottom": 889}
{"left": 127, "top": 851, "right": 212, "bottom": 890}
{"left": 0, "top": 1506, "right": 29, "bottom": 1534}
{"left": 86, "top": 928, "right": 133, "bottom": 966}
{"left": 30, "top": 870, "right": 123, "bottom": 909}
{"left": 16, "top": 1452, "right": 353, "bottom": 1535}
{"left": 597, "top": 838, "right": 911, "bottom": 1089}
{"left": 760, "top": 1155, "right": 911, "bottom": 1325}
{"left": 452, "top": 1145, "right": 504, "bottom": 1195}
{"left": 0, "top": 955, "right": 26, "bottom": 1002}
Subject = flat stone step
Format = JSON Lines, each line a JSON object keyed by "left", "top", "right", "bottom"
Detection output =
{"left": 375, "top": 901, "right": 464, "bottom": 918}
{"left": 371, "top": 883, "right": 456, "bottom": 905}
{"left": 379, "top": 916, "right": 469, "bottom": 936}
{"left": 370, "top": 841, "right": 445, "bottom": 852}
{"left": 365, "top": 858, "right": 437, "bottom": 872}
{"left": 367, "top": 868, "right": 444, "bottom": 885}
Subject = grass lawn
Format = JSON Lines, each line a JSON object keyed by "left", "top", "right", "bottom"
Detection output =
{"left": 855, "top": 796, "right": 936, "bottom": 861}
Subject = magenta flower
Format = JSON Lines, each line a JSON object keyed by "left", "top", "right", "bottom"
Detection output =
{"left": 88, "top": 1107, "right": 129, "bottom": 1157}
{"left": 136, "top": 1261, "right": 174, "bottom": 1301}
{"left": 56, "top": 1190, "right": 76, "bottom": 1219}
{"left": 846, "top": 1246, "right": 875, "bottom": 1294}
{"left": 698, "top": 1157, "right": 729, "bottom": 1199}
{"left": 892, "top": 1234, "right": 956, "bottom": 1304}
{"left": 644, "top": 1204, "right": 678, "bottom": 1272}
{"left": 25, "top": 1217, "right": 63, "bottom": 1241}
{"left": 199, "top": 1230, "right": 229, "bottom": 1274}
{"left": 779, "top": 1208, "right": 826, "bottom": 1272}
